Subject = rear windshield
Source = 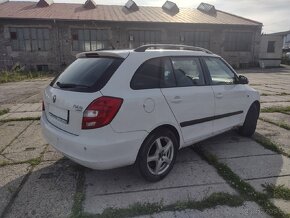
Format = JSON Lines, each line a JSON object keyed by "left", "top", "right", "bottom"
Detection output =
{"left": 51, "top": 57, "right": 123, "bottom": 92}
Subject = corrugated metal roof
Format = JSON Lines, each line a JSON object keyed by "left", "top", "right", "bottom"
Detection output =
{"left": 0, "top": 1, "right": 262, "bottom": 26}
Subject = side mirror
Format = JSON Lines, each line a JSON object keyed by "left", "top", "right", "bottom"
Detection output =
{"left": 236, "top": 75, "right": 249, "bottom": 84}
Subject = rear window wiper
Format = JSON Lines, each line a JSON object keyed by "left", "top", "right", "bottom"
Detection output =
{"left": 56, "top": 82, "right": 90, "bottom": 89}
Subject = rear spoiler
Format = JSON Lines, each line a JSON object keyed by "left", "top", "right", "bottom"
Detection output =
{"left": 76, "top": 51, "right": 129, "bottom": 59}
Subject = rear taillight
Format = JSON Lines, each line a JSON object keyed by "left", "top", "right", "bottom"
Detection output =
{"left": 82, "top": 96, "right": 123, "bottom": 129}
{"left": 42, "top": 100, "right": 45, "bottom": 111}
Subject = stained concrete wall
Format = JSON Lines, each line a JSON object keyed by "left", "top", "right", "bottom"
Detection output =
{"left": 259, "top": 34, "right": 283, "bottom": 68}
{"left": 0, "top": 19, "right": 262, "bottom": 71}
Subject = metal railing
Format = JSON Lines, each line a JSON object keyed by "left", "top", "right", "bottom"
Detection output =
{"left": 134, "top": 44, "right": 213, "bottom": 54}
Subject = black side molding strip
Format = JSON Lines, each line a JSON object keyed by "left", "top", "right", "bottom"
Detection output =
{"left": 180, "top": 111, "right": 243, "bottom": 128}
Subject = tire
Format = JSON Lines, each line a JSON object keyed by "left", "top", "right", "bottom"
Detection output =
{"left": 137, "top": 128, "right": 178, "bottom": 182}
{"left": 238, "top": 103, "right": 259, "bottom": 137}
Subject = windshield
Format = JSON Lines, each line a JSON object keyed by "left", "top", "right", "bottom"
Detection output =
{"left": 51, "top": 57, "right": 123, "bottom": 92}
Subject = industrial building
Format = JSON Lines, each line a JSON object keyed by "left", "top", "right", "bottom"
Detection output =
{"left": 0, "top": 0, "right": 262, "bottom": 71}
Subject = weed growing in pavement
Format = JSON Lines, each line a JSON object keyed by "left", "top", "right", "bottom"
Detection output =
{"left": 70, "top": 166, "right": 86, "bottom": 218}
{"left": 193, "top": 146, "right": 287, "bottom": 218}
{"left": 0, "top": 108, "right": 9, "bottom": 116}
{"left": 253, "top": 133, "right": 290, "bottom": 157}
{"left": 261, "top": 106, "right": 290, "bottom": 113}
{"left": 259, "top": 117, "right": 290, "bottom": 130}
{"left": 81, "top": 193, "right": 244, "bottom": 218}
{"left": 26, "top": 157, "right": 42, "bottom": 166}
{"left": 263, "top": 184, "right": 290, "bottom": 200}
{"left": 0, "top": 117, "right": 41, "bottom": 123}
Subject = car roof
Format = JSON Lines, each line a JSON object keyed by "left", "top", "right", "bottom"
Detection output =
{"left": 77, "top": 49, "right": 219, "bottom": 59}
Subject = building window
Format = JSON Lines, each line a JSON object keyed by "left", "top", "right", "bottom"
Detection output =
{"left": 180, "top": 31, "right": 210, "bottom": 49}
{"left": 71, "top": 29, "right": 110, "bottom": 51}
{"left": 267, "top": 41, "right": 275, "bottom": 53}
{"left": 37, "top": 65, "right": 49, "bottom": 72}
{"left": 9, "top": 27, "right": 50, "bottom": 52}
{"left": 128, "top": 30, "right": 161, "bottom": 49}
{"left": 224, "top": 32, "right": 252, "bottom": 52}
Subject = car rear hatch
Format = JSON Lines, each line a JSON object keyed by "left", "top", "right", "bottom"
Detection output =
{"left": 43, "top": 53, "right": 125, "bottom": 136}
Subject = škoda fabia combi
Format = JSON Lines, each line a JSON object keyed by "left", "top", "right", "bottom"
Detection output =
{"left": 41, "top": 44, "right": 260, "bottom": 182}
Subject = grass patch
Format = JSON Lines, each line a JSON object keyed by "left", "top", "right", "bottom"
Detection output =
{"left": 82, "top": 192, "right": 244, "bottom": 218}
{"left": 26, "top": 157, "right": 42, "bottom": 166}
{"left": 263, "top": 184, "right": 290, "bottom": 200}
{"left": 0, "top": 157, "right": 42, "bottom": 168}
{"left": 0, "top": 108, "right": 9, "bottom": 116}
{"left": 260, "top": 117, "right": 290, "bottom": 130}
{"left": 193, "top": 146, "right": 287, "bottom": 218}
{"left": 261, "top": 106, "right": 290, "bottom": 113}
{"left": 0, "top": 70, "right": 54, "bottom": 84}
{"left": 278, "top": 92, "right": 290, "bottom": 96}
{"left": 253, "top": 133, "right": 290, "bottom": 157}
{"left": 70, "top": 166, "right": 86, "bottom": 218}
{"left": 0, "top": 117, "right": 41, "bottom": 123}
{"left": 0, "top": 160, "right": 10, "bottom": 167}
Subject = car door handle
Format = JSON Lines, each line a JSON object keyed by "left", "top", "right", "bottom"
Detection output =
{"left": 215, "top": 92, "right": 223, "bottom": 99}
{"left": 171, "top": 96, "right": 182, "bottom": 103}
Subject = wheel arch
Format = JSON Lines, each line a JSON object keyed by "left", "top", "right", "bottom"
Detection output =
{"left": 135, "top": 124, "right": 182, "bottom": 163}
{"left": 252, "top": 100, "right": 260, "bottom": 116}
{"left": 152, "top": 124, "right": 181, "bottom": 149}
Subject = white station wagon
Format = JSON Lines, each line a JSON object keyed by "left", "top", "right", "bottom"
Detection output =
{"left": 41, "top": 44, "right": 260, "bottom": 182}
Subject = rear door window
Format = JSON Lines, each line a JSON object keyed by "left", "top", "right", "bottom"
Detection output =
{"left": 171, "top": 57, "right": 205, "bottom": 87}
{"left": 51, "top": 57, "right": 123, "bottom": 92}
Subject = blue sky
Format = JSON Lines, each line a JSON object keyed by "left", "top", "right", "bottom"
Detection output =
{"left": 12, "top": 0, "right": 290, "bottom": 33}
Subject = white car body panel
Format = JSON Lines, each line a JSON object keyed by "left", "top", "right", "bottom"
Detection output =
{"left": 161, "top": 86, "right": 215, "bottom": 143}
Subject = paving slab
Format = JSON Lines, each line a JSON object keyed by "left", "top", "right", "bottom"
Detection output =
{"left": 136, "top": 201, "right": 270, "bottom": 218}
{"left": 5, "top": 160, "right": 78, "bottom": 218}
{"left": 0, "top": 79, "right": 50, "bottom": 105}
{"left": 261, "top": 101, "right": 290, "bottom": 109}
{"left": 264, "top": 85, "right": 290, "bottom": 93}
{"left": 254, "top": 87, "right": 281, "bottom": 95}
{"left": 0, "top": 104, "right": 12, "bottom": 111}
{"left": 0, "top": 154, "right": 13, "bottom": 165}
{"left": 0, "top": 121, "right": 32, "bottom": 152}
{"left": 13, "top": 103, "right": 42, "bottom": 112}
{"left": 200, "top": 140, "right": 275, "bottom": 159}
{"left": 0, "top": 111, "right": 41, "bottom": 121}
{"left": 43, "top": 146, "right": 65, "bottom": 161}
{"left": 2, "top": 121, "right": 47, "bottom": 162}
{"left": 270, "top": 199, "right": 290, "bottom": 214}
{"left": 256, "top": 120, "right": 290, "bottom": 155}
{"left": 21, "top": 93, "right": 42, "bottom": 104}
{"left": 6, "top": 104, "right": 25, "bottom": 113}
{"left": 0, "top": 164, "right": 30, "bottom": 216}
{"left": 261, "top": 95, "right": 290, "bottom": 103}
{"left": 222, "top": 155, "right": 290, "bottom": 180}
{"left": 84, "top": 148, "right": 236, "bottom": 215}
{"left": 260, "top": 112, "right": 290, "bottom": 125}
{"left": 202, "top": 135, "right": 290, "bottom": 193}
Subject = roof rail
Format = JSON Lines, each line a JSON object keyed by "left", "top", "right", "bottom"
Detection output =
{"left": 134, "top": 44, "right": 213, "bottom": 54}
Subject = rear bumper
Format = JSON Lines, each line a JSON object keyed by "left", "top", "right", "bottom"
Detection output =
{"left": 41, "top": 113, "right": 146, "bottom": 170}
